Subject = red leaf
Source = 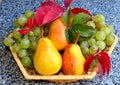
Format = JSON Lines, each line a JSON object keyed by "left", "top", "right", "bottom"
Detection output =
{"left": 71, "top": 8, "right": 92, "bottom": 17}
{"left": 19, "top": 18, "right": 37, "bottom": 35}
{"left": 100, "top": 52, "right": 111, "bottom": 75}
{"left": 41, "top": 0, "right": 58, "bottom": 7}
{"left": 18, "top": 29, "right": 32, "bottom": 35}
{"left": 84, "top": 50, "right": 111, "bottom": 80}
{"left": 84, "top": 55, "right": 95, "bottom": 72}
{"left": 27, "top": 19, "right": 32, "bottom": 29}
{"left": 97, "top": 56, "right": 106, "bottom": 79}
{"left": 35, "top": 6, "right": 50, "bottom": 25}
{"left": 41, "top": 5, "right": 64, "bottom": 26}
{"left": 64, "top": 0, "right": 73, "bottom": 8}
{"left": 35, "top": 0, "right": 64, "bottom": 26}
{"left": 26, "top": 18, "right": 36, "bottom": 29}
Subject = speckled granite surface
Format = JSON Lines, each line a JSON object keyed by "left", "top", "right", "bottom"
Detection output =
{"left": 0, "top": 0, "right": 120, "bottom": 85}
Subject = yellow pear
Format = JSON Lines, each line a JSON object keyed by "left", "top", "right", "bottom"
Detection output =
{"left": 62, "top": 33, "right": 86, "bottom": 75}
{"left": 48, "top": 18, "right": 68, "bottom": 51}
{"left": 33, "top": 38, "right": 62, "bottom": 75}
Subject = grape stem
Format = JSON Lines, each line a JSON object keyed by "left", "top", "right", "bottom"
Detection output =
{"left": 74, "top": 32, "right": 80, "bottom": 44}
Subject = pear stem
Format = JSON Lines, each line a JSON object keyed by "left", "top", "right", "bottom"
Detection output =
{"left": 40, "top": 26, "right": 44, "bottom": 38}
{"left": 74, "top": 32, "right": 80, "bottom": 44}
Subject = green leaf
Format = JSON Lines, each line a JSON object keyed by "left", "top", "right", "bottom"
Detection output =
{"left": 62, "top": 10, "right": 69, "bottom": 25}
{"left": 70, "top": 29, "right": 77, "bottom": 43}
{"left": 72, "top": 13, "right": 91, "bottom": 25}
{"left": 73, "top": 24, "right": 96, "bottom": 37}
{"left": 78, "top": 37, "right": 90, "bottom": 42}
{"left": 65, "top": 28, "right": 72, "bottom": 43}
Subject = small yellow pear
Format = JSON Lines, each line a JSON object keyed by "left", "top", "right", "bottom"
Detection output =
{"left": 34, "top": 38, "right": 62, "bottom": 75}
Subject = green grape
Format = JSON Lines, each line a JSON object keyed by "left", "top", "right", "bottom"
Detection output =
{"left": 80, "top": 41, "right": 89, "bottom": 49}
{"left": 28, "top": 31, "right": 34, "bottom": 37}
{"left": 23, "top": 34, "right": 29, "bottom": 39}
{"left": 15, "top": 38, "right": 22, "bottom": 44}
{"left": 21, "top": 56, "right": 32, "bottom": 67}
{"left": 13, "top": 43, "right": 20, "bottom": 53}
{"left": 96, "top": 41, "right": 106, "bottom": 50}
{"left": 18, "top": 49, "right": 27, "bottom": 58}
{"left": 13, "top": 28, "right": 20, "bottom": 31}
{"left": 82, "top": 47, "right": 90, "bottom": 57}
{"left": 14, "top": 19, "right": 20, "bottom": 27}
{"left": 86, "top": 21, "right": 95, "bottom": 28}
{"left": 20, "top": 38, "right": 30, "bottom": 49}
{"left": 34, "top": 27, "right": 40, "bottom": 36}
{"left": 105, "top": 34, "right": 115, "bottom": 45}
{"left": 17, "top": 16, "right": 27, "bottom": 26}
{"left": 90, "top": 45, "right": 98, "bottom": 54}
{"left": 94, "top": 14, "right": 105, "bottom": 22}
{"left": 4, "top": 37, "right": 14, "bottom": 46}
{"left": 25, "top": 10, "right": 34, "bottom": 19}
{"left": 30, "top": 41, "right": 37, "bottom": 50}
{"left": 100, "top": 26, "right": 111, "bottom": 36}
{"left": 96, "top": 31, "right": 106, "bottom": 41}
{"left": 29, "top": 36, "right": 36, "bottom": 42}
{"left": 95, "top": 20, "right": 106, "bottom": 28}
{"left": 107, "top": 25, "right": 114, "bottom": 34}
{"left": 88, "top": 38, "right": 96, "bottom": 46}
{"left": 13, "top": 30, "right": 22, "bottom": 39}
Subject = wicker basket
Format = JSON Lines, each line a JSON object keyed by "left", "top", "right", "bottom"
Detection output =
{"left": 8, "top": 33, "right": 118, "bottom": 83}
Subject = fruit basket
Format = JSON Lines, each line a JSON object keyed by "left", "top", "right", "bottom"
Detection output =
{"left": 4, "top": 0, "right": 118, "bottom": 83}
{"left": 8, "top": 33, "right": 118, "bottom": 83}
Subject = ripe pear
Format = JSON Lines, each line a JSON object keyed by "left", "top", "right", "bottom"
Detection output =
{"left": 48, "top": 18, "right": 68, "bottom": 51}
{"left": 33, "top": 38, "right": 62, "bottom": 75}
{"left": 62, "top": 44, "right": 86, "bottom": 75}
{"left": 62, "top": 32, "right": 86, "bottom": 75}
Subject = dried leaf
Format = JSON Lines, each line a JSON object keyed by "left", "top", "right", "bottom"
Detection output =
{"left": 84, "top": 55, "right": 95, "bottom": 72}
{"left": 64, "top": 0, "right": 73, "bottom": 8}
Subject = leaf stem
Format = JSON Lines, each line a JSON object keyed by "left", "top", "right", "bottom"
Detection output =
{"left": 68, "top": 7, "right": 72, "bottom": 28}
{"left": 40, "top": 26, "right": 44, "bottom": 38}
{"left": 74, "top": 32, "right": 80, "bottom": 44}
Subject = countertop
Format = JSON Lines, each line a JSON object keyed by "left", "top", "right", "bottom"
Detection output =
{"left": 0, "top": 0, "right": 120, "bottom": 85}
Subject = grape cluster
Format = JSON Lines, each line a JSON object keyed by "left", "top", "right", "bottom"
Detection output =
{"left": 80, "top": 14, "right": 115, "bottom": 58}
{"left": 4, "top": 10, "right": 41, "bottom": 68}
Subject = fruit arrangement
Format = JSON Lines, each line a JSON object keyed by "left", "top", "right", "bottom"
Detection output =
{"left": 4, "top": 0, "right": 118, "bottom": 82}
